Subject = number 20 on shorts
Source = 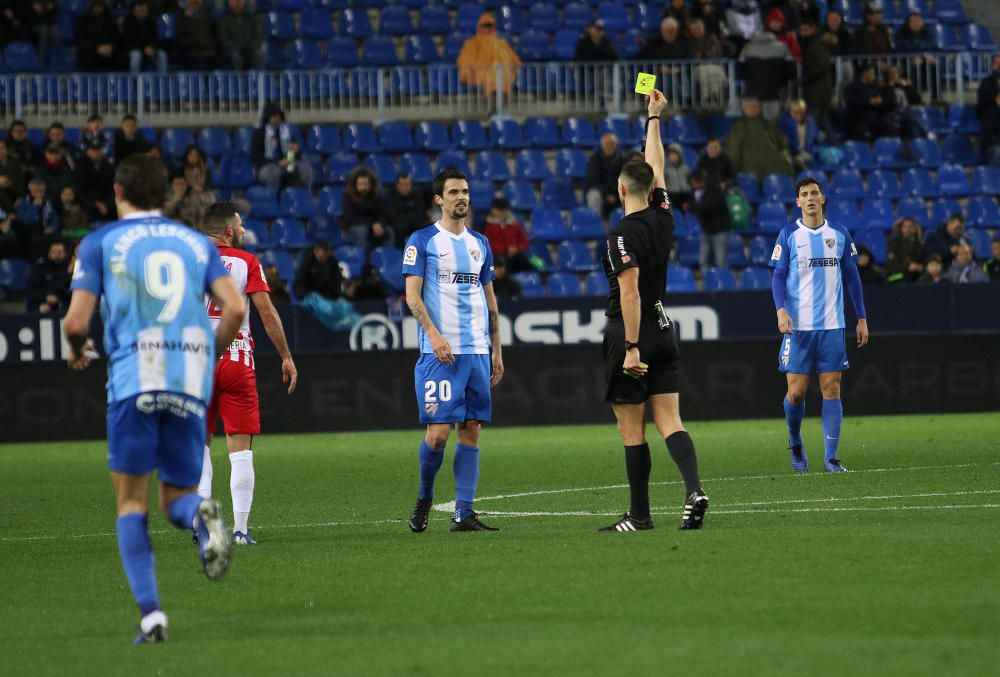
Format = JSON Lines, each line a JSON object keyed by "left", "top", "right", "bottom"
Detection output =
{"left": 424, "top": 380, "right": 452, "bottom": 403}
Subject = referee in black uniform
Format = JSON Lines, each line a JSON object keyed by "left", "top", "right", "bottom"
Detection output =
{"left": 599, "top": 89, "right": 708, "bottom": 533}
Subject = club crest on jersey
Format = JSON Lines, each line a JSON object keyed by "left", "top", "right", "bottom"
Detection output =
{"left": 425, "top": 402, "right": 439, "bottom": 415}
{"left": 468, "top": 247, "right": 481, "bottom": 263}
{"left": 404, "top": 245, "right": 418, "bottom": 266}
{"left": 825, "top": 238, "right": 835, "bottom": 249}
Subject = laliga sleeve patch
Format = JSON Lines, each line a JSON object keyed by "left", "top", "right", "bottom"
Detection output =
{"left": 771, "top": 244, "right": 782, "bottom": 261}
{"left": 404, "top": 245, "right": 418, "bottom": 266}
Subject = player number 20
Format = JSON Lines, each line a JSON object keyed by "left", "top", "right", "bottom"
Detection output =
{"left": 144, "top": 251, "right": 186, "bottom": 323}
{"left": 424, "top": 380, "right": 452, "bottom": 403}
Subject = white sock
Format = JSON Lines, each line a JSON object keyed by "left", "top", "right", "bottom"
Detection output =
{"left": 229, "top": 450, "right": 254, "bottom": 534}
{"left": 197, "top": 445, "right": 213, "bottom": 499}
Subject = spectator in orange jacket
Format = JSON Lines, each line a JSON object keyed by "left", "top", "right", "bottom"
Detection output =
{"left": 457, "top": 13, "right": 521, "bottom": 97}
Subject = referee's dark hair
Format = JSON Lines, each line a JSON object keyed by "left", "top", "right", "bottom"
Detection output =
{"left": 432, "top": 167, "right": 468, "bottom": 197}
{"left": 795, "top": 176, "right": 824, "bottom": 197}
{"left": 114, "top": 153, "right": 168, "bottom": 210}
{"left": 619, "top": 159, "right": 654, "bottom": 195}
{"left": 202, "top": 201, "right": 241, "bottom": 236}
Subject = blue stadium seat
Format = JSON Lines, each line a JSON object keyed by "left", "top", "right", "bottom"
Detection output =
{"left": 362, "top": 36, "right": 398, "bottom": 66}
{"left": 540, "top": 178, "right": 579, "bottom": 209}
{"left": 317, "top": 186, "right": 345, "bottom": 217}
{"left": 895, "top": 197, "right": 930, "bottom": 228}
{"left": 739, "top": 267, "right": 771, "bottom": 290}
{"left": 405, "top": 35, "right": 441, "bottom": 64}
{"left": 557, "top": 240, "right": 596, "bottom": 272}
{"left": 929, "top": 198, "right": 963, "bottom": 227}
{"left": 414, "top": 122, "right": 450, "bottom": 152}
{"left": 597, "top": 117, "right": 638, "bottom": 148}
{"left": 301, "top": 6, "right": 335, "bottom": 40}
{"left": 830, "top": 169, "right": 865, "bottom": 200}
{"left": 825, "top": 199, "right": 860, "bottom": 232}
{"left": 376, "top": 121, "right": 414, "bottom": 153}
{"left": 865, "top": 170, "right": 901, "bottom": 200}
{"left": 379, "top": 5, "right": 414, "bottom": 35}
{"left": 853, "top": 230, "right": 887, "bottom": 264}
{"left": 528, "top": 4, "right": 559, "bottom": 32}
{"left": 340, "top": 8, "right": 373, "bottom": 38}
{"left": 504, "top": 180, "right": 539, "bottom": 212}
{"left": 468, "top": 179, "right": 495, "bottom": 212}
{"left": 260, "top": 250, "right": 295, "bottom": 283}
{"left": 524, "top": 117, "right": 562, "bottom": 149}
{"left": 231, "top": 126, "right": 254, "bottom": 155}
{"left": 326, "top": 36, "right": 359, "bottom": 67}
{"left": 757, "top": 201, "right": 788, "bottom": 232}
{"left": 672, "top": 210, "right": 697, "bottom": 237}
{"left": 324, "top": 152, "right": 358, "bottom": 185}
{"left": 584, "top": 270, "right": 609, "bottom": 296}
{"left": 219, "top": 152, "right": 254, "bottom": 190}
{"left": 901, "top": 168, "right": 940, "bottom": 198}
{"left": 563, "top": 2, "right": 593, "bottom": 30}
{"left": 526, "top": 242, "right": 557, "bottom": 273}
{"left": 160, "top": 127, "right": 194, "bottom": 159}
{"left": 598, "top": 1, "right": 629, "bottom": 32}
{"left": 242, "top": 219, "right": 274, "bottom": 251}
{"left": 530, "top": 207, "right": 569, "bottom": 242}
{"left": 555, "top": 148, "right": 587, "bottom": 179}
{"left": 762, "top": 174, "right": 796, "bottom": 204}
{"left": 364, "top": 153, "right": 398, "bottom": 184}
{"left": 873, "top": 137, "right": 911, "bottom": 170}
{"left": 47, "top": 45, "right": 77, "bottom": 72}
{"left": 964, "top": 23, "right": 997, "bottom": 51}
{"left": 568, "top": 207, "right": 604, "bottom": 240}
{"left": 494, "top": 5, "right": 524, "bottom": 34}
{"left": 452, "top": 119, "right": 490, "bottom": 151}
{"left": 702, "top": 267, "right": 737, "bottom": 292}
{"left": 276, "top": 0, "right": 309, "bottom": 11}
{"left": 911, "top": 137, "right": 943, "bottom": 168}
{"left": 726, "top": 233, "right": 749, "bottom": 267}
{"left": 474, "top": 151, "right": 512, "bottom": 181}
{"left": 747, "top": 236, "right": 771, "bottom": 266}
{"left": 968, "top": 229, "right": 993, "bottom": 259}
{"left": 514, "top": 149, "right": 551, "bottom": 180}
{"left": 666, "top": 266, "right": 697, "bottom": 293}
{"left": 271, "top": 218, "right": 311, "bottom": 249}
{"left": 948, "top": 105, "right": 980, "bottom": 134}
{"left": 858, "top": 199, "right": 894, "bottom": 231}
{"left": 279, "top": 187, "right": 317, "bottom": 219}
{"left": 342, "top": 123, "right": 380, "bottom": 154}
{"left": 264, "top": 12, "right": 297, "bottom": 40}
{"left": 399, "top": 153, "right": 434, "bottom": 184}
{"left": 246, "top": 186, "right": 281, "bottom": 220}
{"left": 910, "top": 108, "right": 950, "bottom": 137}
{"left": 490, "top": 118, "right": 528, "bottom": 150}
{"left": 936, "top": 164, "right": 972, "bottom": 196}
{"left": 972, "top": 166, "right": 1000, "bottom": 196}
{"left": 513, "top": 271, "right": 544, "bottom": 298}
{"left": 3, "top": 42, "right": 42, "bottom": 72}
{"left": 334, "top": 245, "right": 366, "bottom": 279}
{"left": 663, "top": 114, "right": 706, "bottom": 146}
{"left": 966, "top": 196, "right": 1000, "bottom": 228}
{"left": 931, "top": 23, "right": 962, "bottom": 51}
{"left": 942, "top": 135, "right": 978, "bottom": 166}
{"left": 436, "top": 149, "right": 471, "bottom": 176}
{"left": 934, "top": 0, "right": 967, "bottom": 24}
{"left": 197, "top": 127, "right": 231, "bottom": 159}
{"left": 455, "top": 5, "right": 484, "bottom": 33}
{"left": 702, "top": 115, "right": 734, "bottom": 140}
{"left": 562, "top": 118, "right": 598, "bottom": 148}
{"left": 290, "top": 39, "right": 325, "bottom": 69}
{"left": 306, "top": 124, "right": 341, "bottom": 155}
{"left": 518, "top": 30, "right": 553, "bottom": 61}
{"left": 675, "top": 235, "right": 699, "bottom": 267}
{"left": 553, "top": 29, "right": 580, "bottom": 60}
{"left": 418, "top": 5, "right": 452, "bottom": 33}
{"left": 736, "top": 173, "right": 762, "bottom": 204}
{"left": 609, "top": 208, "right": 624, "bottom": 230}
{"left": 0, "top": 258, "right": 30, "bottom": 293}
{"left": 841, "top": 141, "right": 875, "bottom": 171}
{"left": 547, "top": 272, "right": 583, "bottom": 297}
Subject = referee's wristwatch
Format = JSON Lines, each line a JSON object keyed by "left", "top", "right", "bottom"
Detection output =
{"left": 625, "top": 341, "right": 640, "bottom": 351}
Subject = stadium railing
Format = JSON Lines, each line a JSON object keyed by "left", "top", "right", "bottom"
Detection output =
{"left": 0, "top": 53, "right": 991, "bottom": 128}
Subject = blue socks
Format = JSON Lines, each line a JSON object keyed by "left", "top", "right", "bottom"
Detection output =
{"left": 115, "top": 513, "right": 160, "bottom": 616}
{"left": 166, "top": 493, "right": 202, "bottom": 531}
{"left": 822, "top": 399, "right": 843, "bottom": 462}
{"left": 418, "top": 440, "right": 445, "bottom": 500}
{"left": 784, "top": 397, "right": 805, "bottom": 447}
{"left": 453, "top": 443, "right": 480, "bottom": 520}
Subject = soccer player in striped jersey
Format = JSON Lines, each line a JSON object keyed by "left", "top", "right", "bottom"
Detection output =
{"left": 403, "top": 168, "right": 505, "bottom": 532}
{"left": 196, "top": 202, "right": 298, "bottom": 545}
{"left": 63, "top": 154, "right": 245, "bottom": 643}
{"left": 769, "top": 177, "right": 870, "bottom": 473}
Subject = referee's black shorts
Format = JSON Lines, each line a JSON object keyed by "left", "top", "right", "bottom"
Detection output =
{"left": 603, "top": 318, "right": 680, "bottom": 404}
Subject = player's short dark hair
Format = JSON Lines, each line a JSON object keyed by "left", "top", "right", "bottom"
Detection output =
{"left": 202, "top": 201, "right": 241, "bottom": 235}
{"left": 795, "top": 177, "right": 824, "bottom": 196}
{"left": 114, "top": 154, "right": 168, "bottom": 210}
{"left": 432, "top": 168, "right": 468, "bottom": 198}
{"left": 619, "top": 159, "right": 654, "bottom": 194}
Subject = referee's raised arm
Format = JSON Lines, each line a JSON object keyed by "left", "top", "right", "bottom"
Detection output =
{"left": 644, "top": 90, "right": 667, "bottom": 191}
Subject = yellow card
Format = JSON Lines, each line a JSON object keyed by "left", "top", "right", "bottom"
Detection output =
{"left": 635, "top": 72, "right": 656, "bottom": 95}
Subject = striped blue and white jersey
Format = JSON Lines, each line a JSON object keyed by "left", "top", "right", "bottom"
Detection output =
{"left": 402, "top": 223, "right": 494, "bottom": 355}
{"left": 769, "top": 219, "right": 858, "bottom": 331}
{"left": 70, "top": 211, "right": 228, "bottom": 404}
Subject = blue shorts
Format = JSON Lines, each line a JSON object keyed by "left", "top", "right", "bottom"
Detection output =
{"left": 778, "top": 329, "right": 849, "bottom": 375}
{"left": 107, "top": 392, "right": 207, "bottom": 487}
{"left": 414, "top": 353, "right": 492, "bottom": 425}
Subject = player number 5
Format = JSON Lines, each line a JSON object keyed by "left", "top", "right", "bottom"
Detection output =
{"left": 144, "top": 251, "right": 186, "bottom": 323}
{"left": 424, "top": 380, "right": 452, "bottom": 403}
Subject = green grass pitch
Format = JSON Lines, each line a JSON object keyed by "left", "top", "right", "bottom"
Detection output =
{"left": 2, "top": 413, "right": 999, "bottom": 676}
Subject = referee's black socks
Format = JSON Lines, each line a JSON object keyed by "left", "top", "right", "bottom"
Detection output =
{"left": 624, "top": 444, "right": 652, "bottom": 520}
{"left": 665, "top": 431, "right": 702, "bottom": 497}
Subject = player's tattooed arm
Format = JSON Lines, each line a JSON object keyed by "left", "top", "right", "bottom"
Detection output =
{"left": 406, "top": 274, "right": 454, "bottom": 364}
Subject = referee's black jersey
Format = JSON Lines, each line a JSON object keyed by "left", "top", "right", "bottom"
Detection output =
{"left": 603, "top": 187, "right": 675, "bottom": 319}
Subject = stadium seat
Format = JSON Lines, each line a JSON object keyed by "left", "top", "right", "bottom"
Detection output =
{"left": 968, "top": 229, "right": 993, "bottom": 259}
{"left": 599, "top": 117, "right": 639, "bottom": 148}
{"left": 757, "top": 201, "right": 788, "bottom": 233}
{"left": 910, "top": 108, "right": 950, "bottom": 137}
{"left": 442, "top": 34, "right": 469, "bottom": 62}
{"left": 260, "top": 250, "right": 295, "bottom": 283}
{"left": 726, "top": 233, "right": 749, "bottom": 267}
{"left": 364, "top": 153, "right": 398, "bottom": 185}
{"left": 300, "top": 6, "right": 335, "bottom": 39}
{"left": 936, "top": 164, "right": 972, "bottom": 196}
{"left": 546, "top": 272, "right": 583, "bottom": 297}
{"left": 702, "top": 115, "right": 734, "bottom": 140}
{"left": 0, "top": 258, "right": 30, "bottom": 294}
{"left": 853, "top": 230, "right": 887, "bottom": 264}
{"left": 455, "top": 5, "right": 484, "bottom": 33}
{"left": 264, "top": 12, "right": 297, "bottom": 40}
{"left": 747, "top": 236, "right": 771, "bottom": 266}
{"left": 702, "top": 267, "right": 737, "bottom": 292}
{"left": 452, "top": 120, "right": 490, "bottom": 151}
{"left": 361, "top": 36, "right": 398, "bottom": 67}
{"left": 413, "top": 122, "right": 450, "bottom": 153}
{"left": 513, "top": 271, "right": 544, "bottom": 298}
{"left": 564, "top": 2, "right": 593, "bottom": 31}
{"left": 663, "top": 114, "right": 706, "bottom": 146}
{"left": 672, "top": 210, "right": 697, "bottom": 237}
{"left": 334, "top": 245, "right": 365, "bottom": 279}
{"left": 762, "top": 174, "right": 796, "bottom": 204}
{"left": 490, "top": 118, "right": 528, "bottom": 150}
{"left": 496, "top": 5, "right": 525, "bottom": 34}
{"left": 929, "top": 198, "right": 963, "bottom": 227}
{"left": 246, "top": 186, "right": 281, "bottom": 220}
{"left": 371, "top": 246, "right": 404, "bottom": 293}
{"left": 418, "top": 5, "right": 451, "bottom": 33}
{"left": 568, "top": 207, "right": 605, "bottom": 240}
{"left": 608, "top": 208, "right": 624, "bottom": 230}
{"left": 528, "top": 4, "right": 559, "bottom": 32}
{"left": 598, "top": 1, "right": 629, "bottom": 32}
{"left": 947, "top": 105, "right": 980, "bottom": 135}
{"left": 518, "top": 31, "right": 553, "bottom": 61}
{"left": 290, "top": 39, "right": 325, "bottom": 69}
{"left": 735, "top": 173, "right": 762, "bottom": 204}
{"left": 342, "top": 123, "right": 380, "bottom": 154}
{"left": 675, "top": 235, "right": 700, "bottom": 268}
{"left": 323, "top": 153, "right": 358, "bottom": 185}
{"left": 858, "top": 199, "right": 894, "bottom": 231}
{"left": 965, "top": 196, "right": 1000, "bottom": 228}
{"left": 436, "top": 149, "right": 471, "bottom": 176}
{"left": 271, "top": 218, "right": 311, "bottom": 249}
{"left": 3, "top": 42, "right": 42, "bottom": 72}
{"left": 474, "top": 151, "right": 512, "bottom": 182}
{"left": 524, "top": 117, "right": 562, "bottom": 149}
{"left": 562, "top": 118, "right": 598, "bottom": 148}
{"left": 399, "top": 153, "right": 434, "bottom": 184}
{"left": 326, "top": 36, "right": 358, "bottom": 67}
{"left": 934, "top": 0, "right": 966, "bottom": 23}
{"left": 825, "top": 199, "right": 860, "bottom": 232}
{"left": 530, "top": 207, "right": 569, "bottom": 242}
{"left": 279, "top": 187, "right": 317, "bottom": 219}
{"left": 739, "top": 267, "right": 771, "bottom": 290}
{"left": 873, "top": 137, "right": 911, "bottom": 170}
{"left": 584, "top": 270, "right": 609, "bottom": 296}
{"left": 526, "top": 242, "right": 558, "bottom": 273}
{"left": 895, "top": 197, "right": 930, "bottom": 228}
{"left": 830, "top": 169, "right": 865, "bottom": 200}
{"left": 901, "top": 168, "right": 940, "bottom": 198}
{"left": 219, "top": 152, "right": 254, "bottom": 190}
{"left": 504, "top": 180, "right": 538, "bottom": 212}
{"left": 557, "top": 240, "right": 596, "bottom": 272}
{"left": 306, "top": 124, "right": 341, "bottom": 155}
{"left": 666, "top": 266, "right": 697, "bottom": 293}
{"left": 911, "top": 137, "right": 943, "bottom": 168}
{"left": 242, "top": 219, "right": 274, "bottom": 251}
{"left": 232, "top": 126, "right": 254, "bottom": 155}
{"left": 841, "top": 141, "right": 876, "bottom": 171}
{"left": 514, "top": 149, "right": 551, "bottom": 181}
{"left": 555, "top": 148, "right": 587, "bottom": 179}
{"left": 404, "top": 35, "right": 441, "bottom": 65}
{"left": 540, "top": 178, "right": 579, "bottom": 209}
{"left": 972, "top": 166, "right": 1000, "bottom": 196}
{"left": 942, "top": 135, "right": 978, "bottom": 166}
{"left": 160, "top": 127, "right": 194, "bottom": 159}
{"left": 376, "top": 121, "right": 414, "bottom": 153}
{"left": 865, "top": 170, "right": 901, "bottom": 200}
{"left": 468, "top": 179, "right": 495, "bottom": 212}
{"left": 196, "top": 127, "right": 231, "bottom": 159}
{"left": 553, "top": 29, "right": 581, "bottom": 60}
{"left": 339, "top": 8, "right": 373, "bottom": 38}
{"left": 964, "top": 23, "right": 997, "bottom": 51}
{"left": 317, "top": 186, "right": 344, "bottom": 217}
{"left": 931, "top": 23, "right": 962, "bottom": 51}
{"left": 379, "top": 5, "right": 414, "bottom": 35}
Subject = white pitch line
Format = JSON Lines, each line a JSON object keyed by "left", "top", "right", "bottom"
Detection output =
{"left": 481, "top": 504, "right": 1000, "bottom": 517}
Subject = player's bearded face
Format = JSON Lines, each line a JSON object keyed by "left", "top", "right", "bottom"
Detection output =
{"left": 442, "top": 180, "right": 470, "bottom": 219}
{"left": 230, "top": 221, "right": 244, "bottom": 249}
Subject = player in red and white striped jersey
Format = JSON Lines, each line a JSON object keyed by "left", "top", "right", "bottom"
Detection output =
{"left": 197, "top": 202, "right": 298, "bottom": 544}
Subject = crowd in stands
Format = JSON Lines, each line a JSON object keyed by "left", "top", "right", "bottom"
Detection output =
{"left": 1, "top": 0, "right": 1000, "bottom": 313}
